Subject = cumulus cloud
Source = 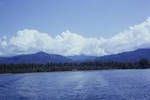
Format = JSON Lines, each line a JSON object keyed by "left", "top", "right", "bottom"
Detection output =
{"left": 1, "top": 17, "right": 150, "bottom": 56}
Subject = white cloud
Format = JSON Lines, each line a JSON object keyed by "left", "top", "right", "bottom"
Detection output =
{"left": 1, "top": 17, "right": 150, "bottom": 56}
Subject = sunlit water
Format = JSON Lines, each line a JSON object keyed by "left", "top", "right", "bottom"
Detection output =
{"left": 0, "top": 69, "right": 150, "bottom": 100}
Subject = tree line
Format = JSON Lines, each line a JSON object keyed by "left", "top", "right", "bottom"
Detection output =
{"left": 0, "top": 58, "right": 149, "bottom": 73}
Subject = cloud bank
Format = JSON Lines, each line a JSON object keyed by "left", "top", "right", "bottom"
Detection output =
{"left": 1, "top": 17, "right": 150, "bottom": 56}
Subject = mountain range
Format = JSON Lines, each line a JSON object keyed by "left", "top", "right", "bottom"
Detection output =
{"left": 0, "top": 52, "right": 71, "bottom": 64}
{"left": 96, "top": 48, "right": 150, "bottom": 62}
{"left": 0, "top": 48, "right": 150, "bottom": 64}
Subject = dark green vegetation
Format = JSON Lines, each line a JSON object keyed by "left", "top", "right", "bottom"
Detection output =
{"left": 0, "top": 59, "right": 149, "bottom": 74}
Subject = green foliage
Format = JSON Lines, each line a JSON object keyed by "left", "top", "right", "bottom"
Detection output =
{"left": 139, "top": 58, "right": 149, "bottom": 66}
{"left": 0, "top": 59, "right": 149, "bottom": 73}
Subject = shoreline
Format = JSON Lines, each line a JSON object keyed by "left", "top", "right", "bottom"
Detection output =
{"left": 0, "top": 67, "right": 150, "bottom": 75}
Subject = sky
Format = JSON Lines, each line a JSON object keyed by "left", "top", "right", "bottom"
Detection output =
{"left": 0, "top": 0, "right": 150, "bottom": 56}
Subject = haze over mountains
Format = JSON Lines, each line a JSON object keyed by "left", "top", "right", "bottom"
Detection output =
{"left": 0, "top": 48, "right": 149, "bottom": 64}
{"left": 96, "top": 48, "right": 150, "bottom": 62}
{"left": 0, "top": 52, "right": 71, "bottom": 64}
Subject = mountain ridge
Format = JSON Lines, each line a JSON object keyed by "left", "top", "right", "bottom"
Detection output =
{"left": 0, "top": 52, "right": 72, "bottom": 64}
{"left": 0, "top": 48, "right": 150, "bottom": 64}
{"left": 96, "top": 48, "right": 150, "bottom": 62}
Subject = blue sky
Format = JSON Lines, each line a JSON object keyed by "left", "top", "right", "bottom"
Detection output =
{"left": 1, "top": 0, "right": 150, "bottom": 56}
{"left": 0, "top": 0, "right": 150, "bottom": 37}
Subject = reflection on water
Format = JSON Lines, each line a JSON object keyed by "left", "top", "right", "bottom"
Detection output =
{"left": 0, "top": 69, "right": 150, "bottom": 100}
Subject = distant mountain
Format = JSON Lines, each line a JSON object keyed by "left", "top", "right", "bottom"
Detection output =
{"left": 0, "top": 52, "right": 71, "bottom": 64}
{"left": 0, "top": 48, "right": 150, "bottom": 64}
{"left": 96, "top": 48, "right": 150, "bottom": 62}
{"left": 68, "top": 55, "right": 96, "bottom": 62}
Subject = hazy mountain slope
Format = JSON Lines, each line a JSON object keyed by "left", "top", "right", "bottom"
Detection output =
{"left": 96, "top": 48, "right": 150, "bottom": 62}
{"left": 0, "top": 52, "right": 71, "bottom": 64}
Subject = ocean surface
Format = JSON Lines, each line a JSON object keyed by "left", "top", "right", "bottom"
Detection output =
{"left": 0, "top": 69, "right": 150, "bottom": 100}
